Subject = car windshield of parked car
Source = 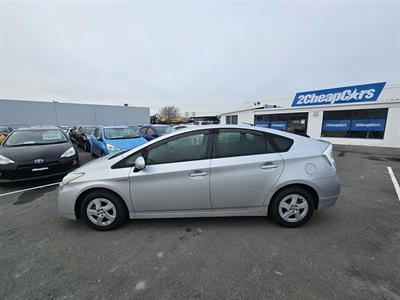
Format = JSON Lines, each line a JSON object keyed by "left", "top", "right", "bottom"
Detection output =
{"left": 0, "top": 126, "right": 10, "bottom": 133}
{"left": 5, "top": 129, "right": 67, "bottom": 147}
{"left": 84, "top": 127, "right": 96, "bottom": 135}
{"left": 154, "top": 126, "right": 175, "bottom": 135}
{"left": 104, "top": 128, "right": 139, "bottom": 139}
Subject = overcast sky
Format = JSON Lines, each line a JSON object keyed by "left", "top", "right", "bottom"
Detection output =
{"left": 1, "top": 1, "right": 399, "bottom": 114}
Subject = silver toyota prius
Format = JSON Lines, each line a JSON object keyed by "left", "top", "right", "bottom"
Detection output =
{"left": 58, "top": 125, "right": 340, "bottom": 231}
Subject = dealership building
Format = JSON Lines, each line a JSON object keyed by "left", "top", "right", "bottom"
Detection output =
{"left": 220, "top": 82, "right": 400, "bottom": 148}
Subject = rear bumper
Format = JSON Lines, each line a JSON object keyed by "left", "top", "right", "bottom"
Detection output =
{"left": 314, "top": 175, "right": 341, "bottom": 210}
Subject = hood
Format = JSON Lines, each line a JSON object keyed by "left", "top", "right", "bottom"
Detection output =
{"left": 0, "top": 142, "right": 73, "bottom": 164}
{"left": 104, "top": 137, "right": 147, "bottom": 150}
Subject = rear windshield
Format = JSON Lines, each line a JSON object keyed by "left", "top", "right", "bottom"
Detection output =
{"left": 5, "top": 129, "right": 67, "bottom": 147}
{"left": 104, "top": 128, "right": 139, "bottom": 139}
{"left": 154, "top": 126, "right": 175, "bottom": 135}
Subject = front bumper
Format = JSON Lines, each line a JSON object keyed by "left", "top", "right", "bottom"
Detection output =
{"left": 0, "top": 157, "right": 79, "bottom": 184}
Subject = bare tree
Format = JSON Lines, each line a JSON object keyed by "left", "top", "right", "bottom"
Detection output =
{"left": 158, "top": 106, "right": 181, "bottom": 123}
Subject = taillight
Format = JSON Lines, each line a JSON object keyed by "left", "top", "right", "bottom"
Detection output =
{"left": 322, "top": 144, "right": 336, "bottom": 171}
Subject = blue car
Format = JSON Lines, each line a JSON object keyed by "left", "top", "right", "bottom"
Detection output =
{"left": 139, "top": 125, "right": 175, "bottom": 141}
{"left": 90, "top": 126, "right": 147, "bottom": 157}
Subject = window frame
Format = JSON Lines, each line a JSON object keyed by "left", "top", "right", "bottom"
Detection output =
{"left": 112, "top": 129, "right": 213, "bottom": 169}
{"left": 211, "top": 128, "right": 276, "bottom": 159}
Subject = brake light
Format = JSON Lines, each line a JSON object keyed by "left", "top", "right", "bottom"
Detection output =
{"left": 322, "top": 144, "right": 336, "bottom": 171}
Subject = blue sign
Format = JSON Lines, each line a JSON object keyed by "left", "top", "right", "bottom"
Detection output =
{"left": 322, "top": 120, "right": 351, "bottom": 131}
{"left": 270, "top": 121, "right": 287, "bottom": 131}
{"left": 292, "top": 82, "right": 386, "bottom": 107}
{"left": 351, "top": 119, "right": 386, "bottom": 132}
{"left": 255, "top": 121, "right": 269, "bottom": 128}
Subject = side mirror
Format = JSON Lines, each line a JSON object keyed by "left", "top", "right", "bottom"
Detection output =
{"left": 134, "top": 156, "right": 145, "bottom": 171}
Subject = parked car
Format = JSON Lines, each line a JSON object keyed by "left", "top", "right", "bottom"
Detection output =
{"left": 58, "top": 125, "right": 340, "bottom": 231}
{"left": 76, "top": 126, "right": 96, "bottom": 152}
{"left": 90, "top": 126, "right": 147, "bottom": 157}
{"left": 0, "top": 126, "right": 13, "bottom": 144}
{"left": 139, "top": 124, "right": 175, "bottom": 141}
{"left": 0, "top": 126, "right": 79, "bottom": 183}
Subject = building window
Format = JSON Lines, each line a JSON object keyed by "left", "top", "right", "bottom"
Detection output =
{"left": 321, "top": 108, "right": 388, "bottom": 139}
{"left": 226, "top": 115, "right": 238, "bottom": 124}
{"left": 254, "top": 113, "right": 308, "bottom": 135}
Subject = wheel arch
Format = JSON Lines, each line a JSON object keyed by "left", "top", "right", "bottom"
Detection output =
{"left": 267, "top": 183, "right": 320, "bottom": 210}
{"left": 74, "top": 187, "right": 129, "bottom": 219}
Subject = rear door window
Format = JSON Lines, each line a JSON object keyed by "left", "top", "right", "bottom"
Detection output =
{"left": 214, "top": 129, "right": 268, "bottom": 158}
{"left": 267, "top": 133, "right": 293, "bottom": 152}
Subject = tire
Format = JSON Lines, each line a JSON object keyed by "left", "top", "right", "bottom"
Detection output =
{"left": 268, "top": 187, "right": 315, "bottom": 228}
{"left": 84, "top": 142, "right": 90, "bottom": 152}
{"left": 80, "top": 190, "right": 128, "bottom": 231}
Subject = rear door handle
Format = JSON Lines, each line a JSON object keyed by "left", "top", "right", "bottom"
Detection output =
{"left": 261, "top": 163, "right": 278, "bottom": 170}
{"left": 189, "top": 171, "right": 208, "bottom": 178}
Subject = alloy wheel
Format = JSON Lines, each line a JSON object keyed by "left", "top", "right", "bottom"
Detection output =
{"left": 86, "top": 198, "right": 117, "bottom": 226}
{"left": 278, "top": 194, "right": 309, "bottom": 223}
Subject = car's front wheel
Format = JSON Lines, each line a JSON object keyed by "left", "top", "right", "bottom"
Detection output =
{"left": 269, "top": 187, "right": 315, "bottom": 227}
{"left": 80, "top": 190, "right": 128, "bottom": 231}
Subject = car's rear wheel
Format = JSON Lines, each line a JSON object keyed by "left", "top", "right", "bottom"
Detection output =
{"left": 80, "top": 190, "right": 128, "bottom": 231}
{"left": 269, "top": 187, "right": 315, "bottom": 227}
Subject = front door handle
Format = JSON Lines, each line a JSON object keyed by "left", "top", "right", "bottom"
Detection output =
{"left": 189, "top": 171, "right": 208, "bottom": 178}
{"left": 261, "top": 163, "right": 278, "bottom": 170}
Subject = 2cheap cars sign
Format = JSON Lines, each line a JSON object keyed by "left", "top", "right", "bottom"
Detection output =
{"left": 291, "top": 82, "right": 386, "bottom": 107}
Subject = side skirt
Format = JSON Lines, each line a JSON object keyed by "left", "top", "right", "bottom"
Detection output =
{"left": 129, "top": 206, "right": 268, "bottom": 219}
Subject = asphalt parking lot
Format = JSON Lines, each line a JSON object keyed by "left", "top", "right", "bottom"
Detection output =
{"left": 1, "top": 145, "right": 400, "bottom": 299}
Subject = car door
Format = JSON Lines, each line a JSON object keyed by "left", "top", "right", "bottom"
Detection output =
{"left": 210, "top": 129, "right": 284, "bottom": 209}
{"left": 129, "top": 130, "right": 212, "bottom": 211}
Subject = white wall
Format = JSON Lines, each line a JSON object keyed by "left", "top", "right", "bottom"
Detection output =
{"left": 220, "top": 110, "right": 254, "bottom": 125}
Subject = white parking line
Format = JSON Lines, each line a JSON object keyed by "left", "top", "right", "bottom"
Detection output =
{"left": 387, "top": 166, "right": 400, "bottom": 202}
{"left": 0, "top": 182, "right": 60, "bottom": 197}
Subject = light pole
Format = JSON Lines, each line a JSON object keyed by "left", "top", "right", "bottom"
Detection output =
{"left": 52, "top": 100, "right": 59, "bottom": 126}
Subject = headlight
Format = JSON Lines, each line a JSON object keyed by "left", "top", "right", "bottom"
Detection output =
{"left": 61, "top": 147, "right": 76, "bottom": 158}
{"left": 0, "top": 154, "right": 15, "bottom": 165}
{"left": 107, "top": 144, "right": 120, "bottom": 151}
{"left": 62, "top": 172, "right": 85, "bottom": 185}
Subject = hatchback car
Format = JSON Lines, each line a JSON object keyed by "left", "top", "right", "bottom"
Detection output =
{"left": 90, "top": 126, "right": 147, "bottom": 157}
{"left": 0, "top": 126, "right": 79, "bottom": 183}
{"left": 139, "top": 125, "right": 175, "bottom": 141}
{"left": 58, "top": 125, "right": 340, "bottom": 230}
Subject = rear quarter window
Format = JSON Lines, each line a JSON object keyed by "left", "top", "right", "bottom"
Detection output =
{"left": 268, "top": 133, "right": 293, "bottom": 152}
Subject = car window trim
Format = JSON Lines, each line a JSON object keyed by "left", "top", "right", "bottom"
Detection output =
{"left": 144, "top": 129, "right": 212, "bottom": 166}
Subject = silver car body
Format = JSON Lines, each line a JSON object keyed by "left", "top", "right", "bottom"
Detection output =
{"left": 58, "top": 125, "right": 340, "bottom": 220}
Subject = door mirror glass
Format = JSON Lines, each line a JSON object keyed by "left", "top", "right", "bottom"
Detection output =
{"left": 134, "top": 156, "right": 146, "bottom": 170}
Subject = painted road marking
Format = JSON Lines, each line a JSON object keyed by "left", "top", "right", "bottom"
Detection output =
{"left": 387, "top": 166, "right": 400, "bottom": 202}
{"left": 0, "top": 182, "right": 60, "bottom": 197}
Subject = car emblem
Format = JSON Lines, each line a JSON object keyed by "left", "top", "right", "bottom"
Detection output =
{"left": 34, "top": 159, "right": 44, "bottom": 164}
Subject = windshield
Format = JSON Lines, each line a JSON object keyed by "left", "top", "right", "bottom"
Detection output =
{"left": 154, "top": 126, "right": 175, "bottom": 135}
{"left": 128, "top": 126, "right": 140, "bottom": 133}
{"left": 84, "top": 127, "right": 96, "bottom": 135}
{"left": 0, "top": 127, "right": 10, "bottom": 133}
{"left": 5, "top": 129, "right": 67, "bottom": 146}
{"left": 104, "top": 127, "right": 139, "bottom": 139}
